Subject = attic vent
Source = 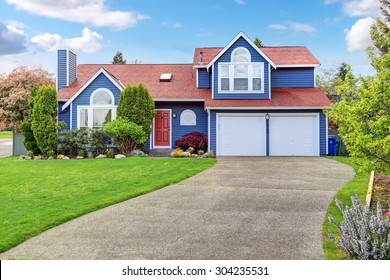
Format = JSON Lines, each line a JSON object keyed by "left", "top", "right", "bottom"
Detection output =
{"left": 160, "top": 73, "right": 173, "bottom": 82}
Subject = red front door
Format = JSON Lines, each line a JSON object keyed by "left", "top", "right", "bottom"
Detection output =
{"left": 154, "top": 110, "right": 170, "bottom": 147}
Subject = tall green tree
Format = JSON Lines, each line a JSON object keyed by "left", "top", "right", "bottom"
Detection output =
{"left": 31, "top": 86, "right": 60, "bottom": 155}
{"left": 253, "top": 36, "right": 264, "bottom": 47}
{"left": 326, "top": 0, "right": 390, "bottom": 171}
{"left": 316, "top": 62, "right": 351, "bottom": 102}
{"left": 117, "top": 83, "right": 155, "bottom": 136}
{"left": 112, "top": 51, "right": 127, "bottom": 64}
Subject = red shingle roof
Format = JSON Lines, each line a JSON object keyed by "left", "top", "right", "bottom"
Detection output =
{"left": 260, "top": 47, "right": 320, "bottom": 66}
{"left": 205, "top": 88, "right": 330, "bottom": 108}
{"left": 58, "top": 64, "right": 209, "bottom": 100}
{"left": 192, "top": 46, "right": 319, "bottom": 67}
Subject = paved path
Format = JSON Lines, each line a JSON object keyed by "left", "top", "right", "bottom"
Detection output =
{"left": 0, "top": 157, "right": 354, "bottom": 260}
{"left": 0, "top": 139, "right": 12, "bottom": 157}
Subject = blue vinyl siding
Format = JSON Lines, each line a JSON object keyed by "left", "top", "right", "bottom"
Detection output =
{"left": 197, "top": 68, "right": 210, "bottom": 88}
{"left": 271, "top": 68, "right": 314, "bottom": 88}
{"left": 57, "top": 50, "right": 67, "bottom": 91}
{"left": 68, "top": 51, "right": 77, "bottom": 85}
{"left": 210, "top": 110, "right": 326, "bottom": 156}
{"left": 213, "top": 37, "right": 270, "bottom": 100}
{"left": 151, "top": 102, "right": 208, "bottom": 150}
{"left": 71, "top": 73, "right": 121, "bottom": 129}
{"left": 320, "top": 112, "right": 327, "bottom": 155}
{"left": 58, "top": 101, "right": 70, "bottom": 131}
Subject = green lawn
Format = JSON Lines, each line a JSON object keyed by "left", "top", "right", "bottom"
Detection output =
{"left": 322, "top": 156, "right": 371, "bottom": 260}
{"left": 0, "top": 131, "right": 12, "bottom": 139}
{"left": 0, "top": 156, "right": 216, "bottom": 253}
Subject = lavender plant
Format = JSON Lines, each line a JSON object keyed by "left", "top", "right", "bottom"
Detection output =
{"left": 328, "top": 196, "right": 390, "bottom": 260}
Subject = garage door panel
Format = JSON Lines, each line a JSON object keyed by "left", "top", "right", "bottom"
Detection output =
{"left": 218, "top": 115, "right": 266, "bottom": 156}
{"left": 269, "top": 115, "right": 319, "bottom": 156}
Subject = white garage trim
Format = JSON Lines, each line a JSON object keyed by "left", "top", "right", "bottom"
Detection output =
{"left": 217, "top": 113, "right": 267, "bottom": 156}
{"left": 268, "top": 113, "right": 320, "bottom": 156}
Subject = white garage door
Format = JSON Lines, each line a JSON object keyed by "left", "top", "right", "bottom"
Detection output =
{"left": 269, "top": 114, "right": 319, "bottom": 156}
{"left": 218, "top": 115, "right": 266, "bottom": 156}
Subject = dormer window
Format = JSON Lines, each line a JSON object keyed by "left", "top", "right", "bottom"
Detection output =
{"left": 218, "top": 47, "right": 264, "bottom": 93}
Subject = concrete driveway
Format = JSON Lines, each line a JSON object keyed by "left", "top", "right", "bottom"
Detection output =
{"left": 0, "top": 139, "right": 12, "bottom": 157}
{"left": 0, "top": 157, "right": 354, "bottom": 260}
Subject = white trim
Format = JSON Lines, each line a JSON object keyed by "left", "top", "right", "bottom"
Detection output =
{"left": 276, "top": 64, "right": 319, "bottom": 68}
{"left": 207, "top": 109, "right": 211, "bottom": 153}
{"left": 314, "top": 67, "right": 317, "bottom": 87}
{"left": 153, "top": 109, "right": 172, "bottom": 149}
{"left": 58, "top": 98, "right": 69, "bottom": 102}
{"left": 205, "top": 106, "right": 325, "bottom": 110}
{"left": 268, "top": 64, "right": 271, "bottom": 99}
{"left": 62, "top": 68, "right": 124, "bottom": 111}
{"left": 180, "top": 109, "right": 197, "bottom": 126}
{"left": 211, "top": 64, "right": 215, "bottom": 100}
{"left": 193, "top": 65, "right": 207, "bottom": 69}
{"left": 90, "top": 88, "right": 115, "bottom": 105}
{"left": 196, "top": 68, "right": 199, "bottom": 88}
{"left": 207, "top": 32, "right": 277, "bottom": 69}
{"left": 70, "top": 103, "right": 73, "bottom": 129}
{"left": 154, "top": 98, "right": 205, "bottom": 102}
{"left": 76, "top": 105, "right": 89, "bottom": 129}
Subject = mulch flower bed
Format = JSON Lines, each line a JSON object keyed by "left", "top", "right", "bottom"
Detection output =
{"left": 371, "top": 173, "right": 390, "bottom": 212}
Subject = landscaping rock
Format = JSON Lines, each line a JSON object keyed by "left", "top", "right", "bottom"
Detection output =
{"left": 131, "top": 150, "right": 144, "bottom": 157}
{"left": 33, "top": 156, "right": 42, "bottom": 160}
{"left": 25, "top": 156, "right": 32, "bottom": 160}
{"left": 76, "top": 156, "right": 84, "bottom": 160}
{"left": 191, "top": 154, "right": 199, "bottom": 158}
{"left": 95, "top": 154, "right": 107, "bottom": 159}
{"left": 18, "top": 155, "right": 26, "bottom": 160}
{"left": 115, "top": 154, "right": 126, "bottom": 159}
{"left": 48, "top": 156, "right": 54, "bottom": 160}
{"left": 63, "top": 156, "right": 70, "bottom": 160}
{"left": 182, "top": 151, "right": 191, "bottom": 157}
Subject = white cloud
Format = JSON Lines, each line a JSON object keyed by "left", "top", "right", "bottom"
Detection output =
{"left": 5, "top": 0, "right": 149, "bottom": 29}
{"left": 234, "top": 0, "right": 246, "bottom": 4}
{"left": 343, "top": 0, "right": 380, "bottom": 17}
{"left": 31, "top": 28, "right": 103, "bottom": 53}
{"left": 345, "top": 17, "right": 375, "bottom": 52}
{"left": 173, "top": 23, "right": 182, "bottom": 29}
{"left": 0, "top": 22, "right": 27, "bottom": 55}
{"left": 268, "top": 22, "right": 316, "bottom": 34}
{"left": 268, "top": 24, "right": 287, "bottom": 31}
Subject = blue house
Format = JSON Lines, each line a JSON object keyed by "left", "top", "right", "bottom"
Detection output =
{"left": 57, "top": 32, "right": 330, "bottom": 156}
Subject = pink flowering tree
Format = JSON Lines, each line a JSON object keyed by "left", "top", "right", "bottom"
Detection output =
{"left": 0, "top": 66, "right": 54, "bottom": 131}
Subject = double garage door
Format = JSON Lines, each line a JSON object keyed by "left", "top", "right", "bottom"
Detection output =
{"left": 217, "top": 114, "right": 320, "bottom": 156}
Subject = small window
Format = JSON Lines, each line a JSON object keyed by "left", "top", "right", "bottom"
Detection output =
{"left": 79, "top": 108, "right": 89, "bottom": 129}
{"left": 180, "top": 109, "right": 196, "bottom": 126}
{"left": 233, "top": 48, "right": 250, "bottom": 62}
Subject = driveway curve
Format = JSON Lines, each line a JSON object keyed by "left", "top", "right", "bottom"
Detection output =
{"left": 0, "top": 157, "right": 354, "bottom": 260}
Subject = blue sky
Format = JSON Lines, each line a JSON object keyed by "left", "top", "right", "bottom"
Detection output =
{"left": 0, "top": 0, "right": 382, "bottom": 76}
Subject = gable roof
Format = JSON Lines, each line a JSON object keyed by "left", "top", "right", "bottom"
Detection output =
{"left": 58, "top": 64, "right": 210, "bottom": 103}
{"left": 205, "top": 32, "right": 276, "bottom": 69}
{"left": 204, "top": 88, "right": 330, "bottom": 109}
{"left": 62, "top": 68, "right": 124, "bottom": 110}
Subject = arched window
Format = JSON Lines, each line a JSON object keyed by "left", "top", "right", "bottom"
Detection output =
{"left": 180, "top": 109, "right": 196, "bottom": 126}
{"left": 232, "top": 48, "right": 250, "bottom": 62}
{"left": 78, "top": 89, "right": 116, "bottom": 129}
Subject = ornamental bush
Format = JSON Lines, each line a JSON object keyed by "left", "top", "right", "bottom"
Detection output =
{"left": 175, "top": 132, "right": 208, "bottom": 152}
{"left": 58, "top": 129, "right": 89, "bottom": 157}
{"left": 103, "top": 118, "right": 147, "bottom": 154}
{"left": 328, "top": 196, "right": 390, "bottom": 260}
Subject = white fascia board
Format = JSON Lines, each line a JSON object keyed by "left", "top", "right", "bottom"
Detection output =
{"left": 193, "top": 65, "right": 207, "bottom": 69}
{"left": 206, "top": 32, "right": 277, "bottom": 70}
{"left": 58, "top": 98, "right": 69, "bottom": 102}
{"left": 205, "top": 106, "right": 325, "bottom": 110}
{"left": 62, "top": 68, "right": 124, "bottom": 111}
{"left": 276, "top": 64, "right": 319, "bottom": 68}
{"left": 153, "top": 98, "right": 205, "bottom": 102}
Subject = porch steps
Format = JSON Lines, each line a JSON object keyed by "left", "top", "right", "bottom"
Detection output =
{"left": 148, "top": 149, "right": 173, "bottom": 158}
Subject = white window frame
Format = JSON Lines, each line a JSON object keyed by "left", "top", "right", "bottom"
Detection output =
{"left": 180, "top": 109, "right": 197, "bottom": 126}
{"left": 218, "top": 47, "right": 265, "bottom": 94}
{"left": 77, "top": 88, "right": 117, "bottom": 129}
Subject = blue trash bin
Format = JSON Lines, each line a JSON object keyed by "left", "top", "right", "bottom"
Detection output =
{"left": 328, "top": 135, "right": 337, "bottom": 156}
